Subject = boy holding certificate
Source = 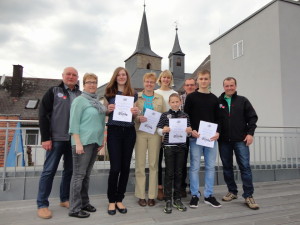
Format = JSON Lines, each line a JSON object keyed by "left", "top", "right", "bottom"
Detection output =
{"left": 157, "top": 93, "right": 192, "bottom": 214}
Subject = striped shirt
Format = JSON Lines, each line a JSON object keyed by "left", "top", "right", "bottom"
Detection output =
{"left": 157, "top": 109, "right": 191, "bottom": 148}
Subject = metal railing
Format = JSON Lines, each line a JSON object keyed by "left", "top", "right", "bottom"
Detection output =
{"left": 1, "top": 120, "right": 300, "bottom": 181}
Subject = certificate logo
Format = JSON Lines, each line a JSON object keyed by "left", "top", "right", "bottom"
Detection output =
{"left": 123, "top": 98, "right": 127, "bottom": 101}
{"left": 173, "top": 134, "right": 183, "bottom": 139}
{"left": 145, "top": 124, "right": 152, "bottom": 129}
{"left": 118, "top": 111, "right": 128, "bottom": 116}
{"left": 201, "top": 137, "right": 211, "bottom": 142}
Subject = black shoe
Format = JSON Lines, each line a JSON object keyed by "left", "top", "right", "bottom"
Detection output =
{"left": 173, "top": 199, "right": 187, "bottom": 212}
{"left": 164, "top": 200, "right": 172, "bottom": 214}
{"left": 116, "top": 204, "right": 127, "bottom": 214}
{"left": 189, "top": 195, "right": 199, "bottom": 208}
{"left": 204, "top": 196, "right": 222, "bottom": 208}
{"left": 107, "top": 208, "right": 116, "bottom": 215}
{"left": 82, "top": 204, "right": 96, "bottom": 212}
{"left": 69, "top": 210, "right": 90, "bottom": 218}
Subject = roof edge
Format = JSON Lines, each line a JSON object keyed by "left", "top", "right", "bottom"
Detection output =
{"left": 209, "top": 0, "right": 278, "bottom": 45}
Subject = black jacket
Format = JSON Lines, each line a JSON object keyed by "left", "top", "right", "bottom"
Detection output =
{"left": 39, "top": 82, "right": 81, "bottom": 142}
{"left": 218, "top": 92, "right": 258, "bottom": 142}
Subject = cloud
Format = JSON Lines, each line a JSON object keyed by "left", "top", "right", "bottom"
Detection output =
{"left": 0, "top": 0, "right": 271, "bottom": 85}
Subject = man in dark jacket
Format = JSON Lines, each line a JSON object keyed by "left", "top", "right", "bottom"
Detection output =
{"left": 37, "top": 67, "right": 81, "bottom": 219}
{"left": 218, "top": 77, "right": 259, "bottom": 210}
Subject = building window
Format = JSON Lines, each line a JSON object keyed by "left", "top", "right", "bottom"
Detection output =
{"left": 146, "top": 63, "right": 151, "bottom": 69}
{"left": 25, "top": 99, "right": 39, "bottom": 109}
{"left": 25, "top": 129, "right": 39, "bottom": 145}
{"left": 232, "top": 40, "right": 243, "bottom": 59}
{"left": 176, "top": 57, "right": 181, "bottom": 66}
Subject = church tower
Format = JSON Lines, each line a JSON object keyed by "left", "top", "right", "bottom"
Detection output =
{"left": 125, "top": 4, "right": 162, "bottom": 83}
{"left": 168, "top": 26, "right": 185, "bottom": 80}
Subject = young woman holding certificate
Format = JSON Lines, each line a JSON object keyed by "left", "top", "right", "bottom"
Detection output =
{"left": 134, "top": 72, "right": 166, "bottom": 207}
{"left": 104, "top": 67, "right": 139, "bottom": 215}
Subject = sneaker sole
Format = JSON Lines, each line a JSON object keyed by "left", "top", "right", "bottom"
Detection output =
{"left": 163, "top": 209, "right": 172, "bottom": 214}
{"left": 245, "top": 203, "right": 259, "bottom": 210}
{"left": 173, "top": 204, "right": 187, "bottom": 212}
{"left": 189, "top": 205, "right": 198, "bottom": 208}
{"left": 204, "top": 200, "right": 222, "bottom": 208}
{"left": 222, "top": 197, "right": 237, "bottom": 202}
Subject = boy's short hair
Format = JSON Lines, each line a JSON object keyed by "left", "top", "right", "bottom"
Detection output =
{"left": 198, "top": 69, "right": 211, "bottom": 78}
{"left": 169, "top": 93, "right": 181, "bottom": 102}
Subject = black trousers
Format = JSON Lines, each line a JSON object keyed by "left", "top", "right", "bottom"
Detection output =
{"left": 158, "top": 145, "right": 164, "bottom": 186}
{"left": 107, "top": 126, "right": 136, "bottom": 203}
{"left": 163, "top": 146, "right": 186, "bottom": 200}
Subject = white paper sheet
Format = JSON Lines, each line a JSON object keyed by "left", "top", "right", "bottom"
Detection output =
{"left": 112, "top": 95, "right": 134, "bottom": 122}
{"left": 196, "top": 120, "right": 218, "bottom": 148}
{"left": 168, "top": 118, "right": 187, "bottom": 143}
{"left": 139, "top": 109, "right": 162, "bottom": 134}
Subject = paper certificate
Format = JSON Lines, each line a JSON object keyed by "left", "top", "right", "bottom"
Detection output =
{"left": 196, "top": 121, "right": 218, "bottom": 148}
{"left": 169, "top": 118, "right": 187, "bottom": 143}
{"left": 112, "top": 95, "right": 134, "bottom": 122}
{"left": 139, "top": 109, "right": 162, "bottom": 134}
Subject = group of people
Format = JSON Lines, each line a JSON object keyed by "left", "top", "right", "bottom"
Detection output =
{"left": 36, "top": 66, "right": 259, "bottom": 219}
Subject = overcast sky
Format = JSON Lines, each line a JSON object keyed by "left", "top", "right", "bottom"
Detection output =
{"left": 0, "top": 0, "right": 271, "bottom": 86}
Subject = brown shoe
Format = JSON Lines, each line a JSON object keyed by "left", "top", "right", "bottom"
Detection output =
{"left": 148, "top": 199, "right": 155, "bottom": 206}
{"left": 157, "top": 188, "right": 164, "bottom": 201}
{"left": 245, "top": 196, "right": 259, "bottom": 210}
{"left": 59, "top": 201, "right": 70, "bottom": 208}
{"left": 138, "top": 199, "right": 147, "bottom": 207}
{"left": 37, "top": 208, "right": 52, "bottom": 219}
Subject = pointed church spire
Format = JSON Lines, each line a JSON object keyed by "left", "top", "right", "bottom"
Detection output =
{"left": 169, "top": 24, "right": 185, "bottom": 57}
{"left": 127, "top": 3, "right": 161, "bottom": 60}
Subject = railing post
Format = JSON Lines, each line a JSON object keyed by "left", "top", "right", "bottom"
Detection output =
{"left": 1, "top": 122, "right": 9, "bottom": 191}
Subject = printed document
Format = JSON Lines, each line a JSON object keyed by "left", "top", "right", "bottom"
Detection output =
{"left": 113, "top": 95, "right": 134, "bottom": 122}
{"left": 196, "top": 120, "right": 217, "bottom": 148}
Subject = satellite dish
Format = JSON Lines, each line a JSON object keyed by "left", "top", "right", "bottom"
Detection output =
{"left": 0, "top": 74, "right": 6, "bottom": 85}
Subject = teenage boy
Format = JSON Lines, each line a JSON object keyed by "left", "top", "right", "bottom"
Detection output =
{"left": 157, "top": 93, "right": 192, "bottom": 214}
{"left": 184, "top": 70, "right": 221, "bottom": 208}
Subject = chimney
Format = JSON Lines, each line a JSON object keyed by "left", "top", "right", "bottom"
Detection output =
{"left": 11, "top": 65, "right": 23, "bottom": 97}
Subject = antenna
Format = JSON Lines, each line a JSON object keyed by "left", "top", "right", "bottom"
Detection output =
{"left": 0, "top": 74, "right": 6, "bottom": 85}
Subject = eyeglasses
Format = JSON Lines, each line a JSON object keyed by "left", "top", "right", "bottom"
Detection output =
{"left": 144, "top": 81, "right": 155, "bottom": 84}
{"left": 85, "top": 81, "right": 97, "bottom": 85}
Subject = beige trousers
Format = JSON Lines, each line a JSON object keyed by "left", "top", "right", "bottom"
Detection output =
{"left": 134, "top": 131, "right": 161, "bottom": 199}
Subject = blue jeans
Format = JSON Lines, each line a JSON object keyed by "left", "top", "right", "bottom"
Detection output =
{"left": 37, "top": 141, "right": 73, "bottom": 208}
{"left": 189, "top": 138, "right": 217, "bottom": 198}
{"left": 219, "top": 141, "right": 254, "bottom": 198}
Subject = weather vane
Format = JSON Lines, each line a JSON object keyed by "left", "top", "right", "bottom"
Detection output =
{"left": 174, "top": 21, "right": 179, "bottom": 31}
{"left": 143, "top": 0, "right": 146, "bottom": 11}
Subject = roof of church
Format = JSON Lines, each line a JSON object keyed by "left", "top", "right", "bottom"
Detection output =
{"left": 169, "top": 28, "right": 185, "bottom": 58}
{"left": 125, "top": 10, "right": 162, "bottom": 61}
